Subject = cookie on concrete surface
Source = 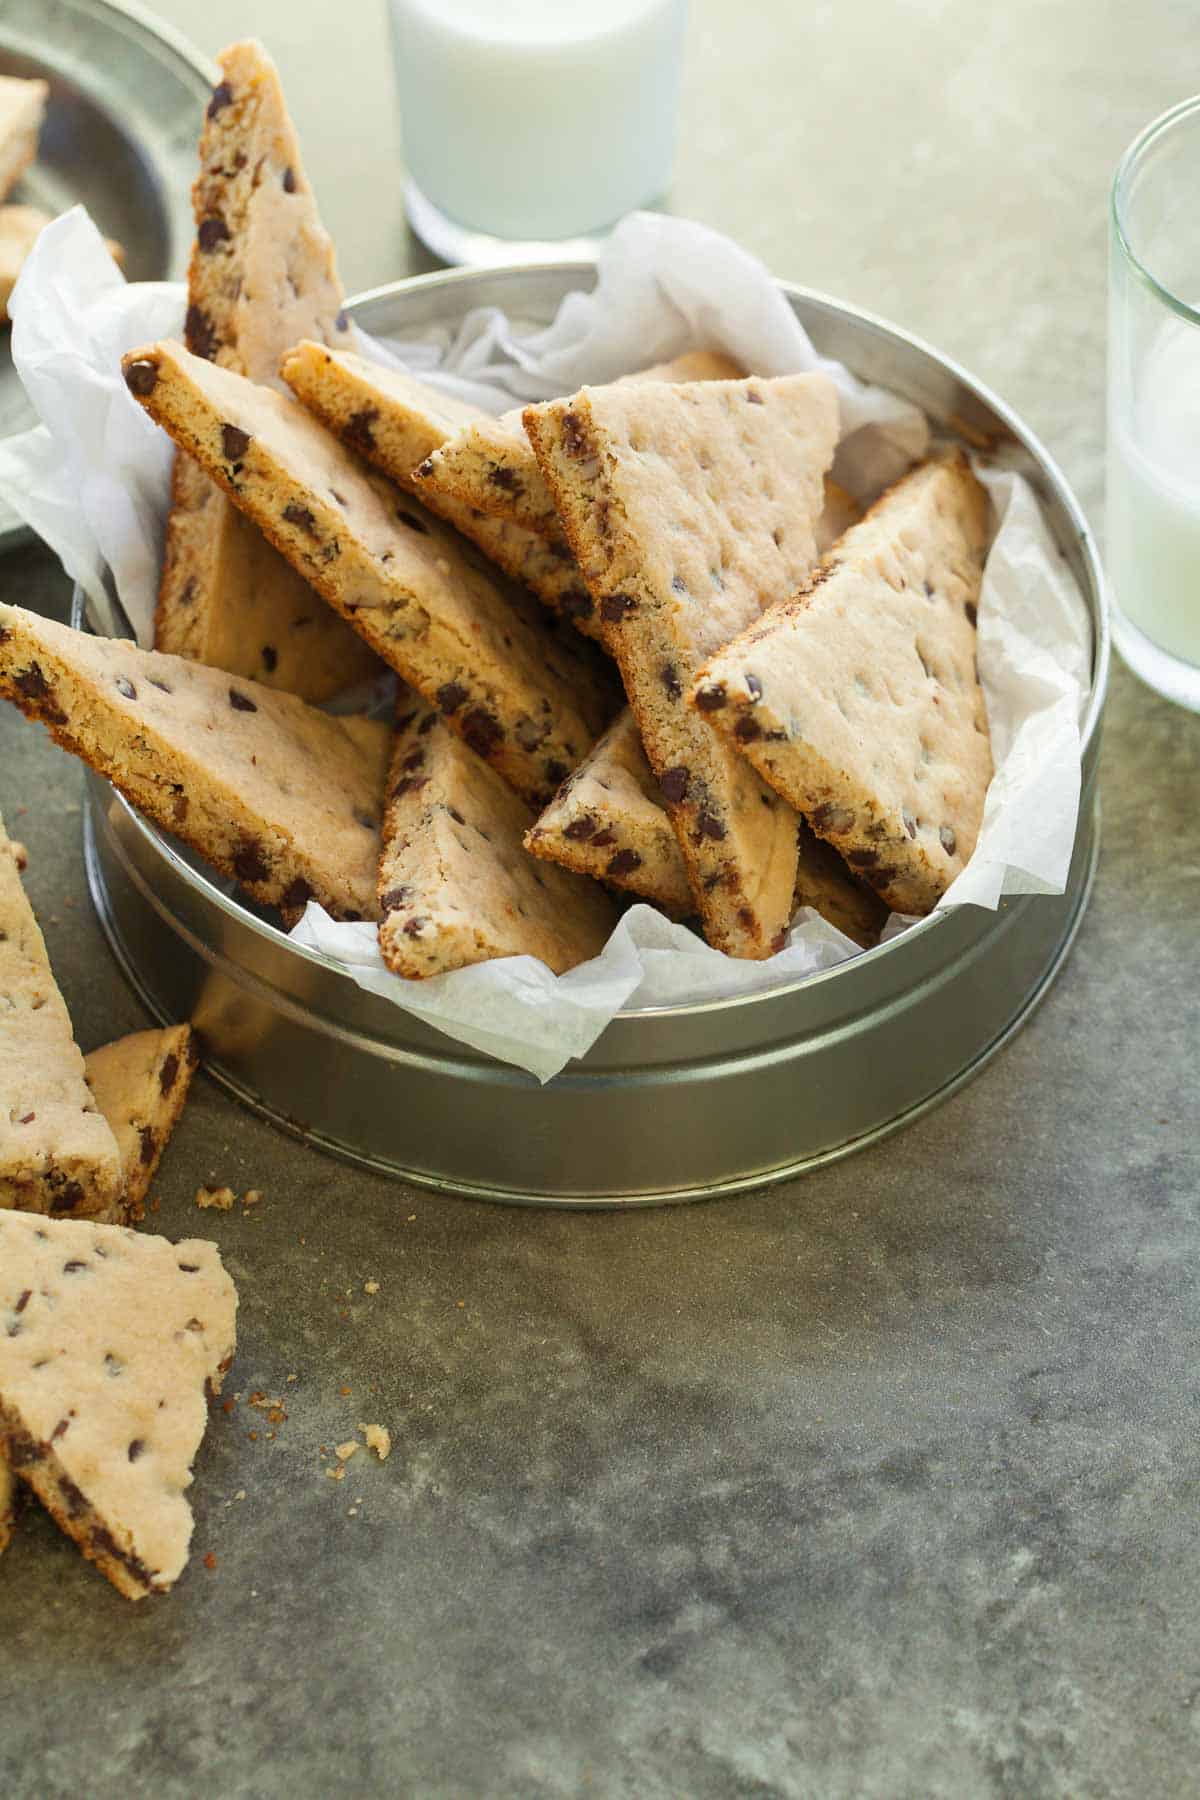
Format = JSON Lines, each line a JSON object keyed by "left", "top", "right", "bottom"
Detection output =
{"left": 0, "top": 77, "right": 46, "bottom": 205}
{"left": 84, "top": 1026, "right": 198, "bottom": 1223}
{"left": 280, "top": 341, "right": 602, "bottom": 638}
{"left": 0, "top": 206, "right": 123, "bottom": 323}
{"left": 377, "top": 693, "right": 615, "bottom": 978}
{"left": 414, "top": 350, "right": 744, "bottom": 542}
{"left": 0, "top": 1211, "right": 237, "bottom": 1599}
{"left": 525, "top": 709, "right": 694, "bottom": 917}
{"left": 155, "top": 39, "right": 377, "bottom": 702}
{"left": 124, "top": 341, "right": 616, "bottom": 809}
{"left": 525, "top": 374, "right": 839, "bottom": 959}
{"left": 0, "top": 603, "right": 390, "bottom": 923}
{"left": 692, "top": 454, "right": 992, "bottom": 915}
{"left": 0, "top": 806, "right": 122, "bottom": 1221}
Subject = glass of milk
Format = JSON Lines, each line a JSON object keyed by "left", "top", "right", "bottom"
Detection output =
{"left": 389, "top": 0, "right": 689, "bottom": 266}
{"left": 1109, "top": 95, "right": 1200, "bottom": 711}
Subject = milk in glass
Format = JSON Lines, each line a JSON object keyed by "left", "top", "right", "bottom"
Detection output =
{"left": 1108, "top": 317, "right": 1200, "bottom": 667}
{"left": 390, "top": 0, "right": 688, "bottom": 244}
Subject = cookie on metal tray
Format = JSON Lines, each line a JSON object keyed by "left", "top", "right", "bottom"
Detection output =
{"left": 155, "top": 39, "right": 377, "bottom": 701}
{"left": 377, "top": 693, "right": 615, "bottom": 979}
{"left": 692, "top": 452, "right": 992, "bottom": 915}
{"left": 524, "top": 374, "right": 839, "bottom": 958}
{"left": 124, "top": 340, "right": 617, "bottom": 809}
{"left": 0, "top": 603, "right": 391, "bottom": 923}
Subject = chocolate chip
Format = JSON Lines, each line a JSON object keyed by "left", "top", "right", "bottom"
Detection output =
{"left": 228, "top": 688, "right": 257, "bottom": 712}
{"left": 563, "top": 817, "right": 597, "bottom": 841}
{"left": 59, "top": 1476, "right": 87, "bottom": 1518}
{"left": 924, "top": 580, "right": 935, "bottom": 597}
{"left": 965, "top": 600, "right": 978, "bottom": 627}
{"left": 607, "top": 849, "right": 642, "bottom": 877}
{"left": 380, "top": 886, "right": 411, "bottom": 913}
{"left": 561, "top": 587, "right": 594, "bottom": 619}
{"left": 335, "top": 310, "right": 349, "bottom": 332}
{"left": 281, "top": 876, "right": 314, "bottom": 914}
{"left": 62, "top": 1260, "right": 89, "bottom": 1274}
{"left": 697, "top": 811, "right": 727, "bottom": 841}
{"left": 17, "top": 1111, "right": 34, "bottom": 1124}
{"left": 561, "top": 410, "right": 590, "bottom": 459}
{"left": 159, "top": 1053, "right": 180, "bottom": 1096}
{"left": 178, "top": 1262, "right": 200, "bottom": 1273}
{"left": 544, "top": 759, "right": 569, "bottom": 787}
{"left": 660, "top": 663, "right": 682, "bottom": 701}
{"left": 733, "top": 716, "right": 762, "bottom": 743}
{"left": 770, "top": 929, "right": 788, "bottom": 954}
{"left": 488, "top": 467, "right": 522, "bottom": 493}
{"left": 660, "top": 767, "right": 689, "bottom": 805}
{"left": 402, "top": 747, "right": 425, "bottom": 771}
{"left": 403, "top": 917, "right": 428, "bottom": 938}
{"left": 811, "top": 803, "right": 855, "bottom": 834}
{"left": 282, "top": 165, "right": 296, "bottom": 193}
{"left": 233, "top": 839, "right": 269, "bottom": 884}
{"left": 737, "top": 906, "right": 755, "bottom": 928}
{"left": 138, "top": 1125, "right": 157, "bottom": 1166}
{"left": 128, "top": 1439, "right": 146, "bottom": 1463}
{"left": 197, "top": 215, "right": 230, "bottom": 252}
{"left": 343, "top": 407, "right": 378, "bottom": 453}
{"left": 591, "top": 828, "right": 617, "bottom": 848}
{"left": 115, "top": 676, "right": 137, "bottom": 700}
{"left": 179, "top": 576, "right": 197, "bottom": 608}
{"left": 419, "top": 712, "right": 438, "bottom": 734}
{"left": 395, "top": 508, "right": 429, "bottom": 535}
{"left": 51, "top": 1181, "right": 84, "bottom": 1213}
{"left": 437, "top": 681, "right": 468, "bottom": 715}
{"left": 939, "top": 824, "right": 958, "bottom": 856}
{"left": 185, "top": 304, "right": 218, "bottom": 360}
{"left": 282, "top": 502, "right": 317, "bottom": 536}
{"left": 600, "top": 594, "right": 636, "bottom": 623}
{"left": 353, "top": 808, "right": 376, "bottom": 830}
{"left": 149, "top": 676, "right": 173, "bottom": 693}
{"left": 447, "top": 807, "right": 465, "bottom": 825}
{"left": 207, "top": 80, "right": 234, "bottom": 118}
{"left": 745, "top": 673, "right": 763, "bottom": 702}
{"left": 746, "top": 388, "right": 764, "bottom": 404}
{"left": 123, "top": 358, "right": 159, "bottom": 398}
{"left": 462, "top": 708, "right": 502, "bottom": 756}
{"left": 221, "top": 423, "right": 250, "bottom": 461}
{"left": 847, "top": 848, "right": 880, "bottom": 867}
{"left": 390, "top": 775, "right": 428, "bottom": 800}
{"left": 695, "top": 685, "right": 726, "bottom": 711}
{"left": 260, "top": 645, "right": 278, "bottom": 674}
{"left": 671, "top": 576, "right": 688, "bottom": 596}
{"left": 395, "top": 710, "right": 417, "bottom": 735}
{"left": 14, "top": 1290, "right": 31, "bottom": 1314}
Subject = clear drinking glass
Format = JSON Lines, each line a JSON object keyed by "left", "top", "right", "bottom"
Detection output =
{"left": 388, "top": 0, "right": 689, "bottom": 268}
{"left": 1108, "top": 95, "right": 1200, "bottom": 711}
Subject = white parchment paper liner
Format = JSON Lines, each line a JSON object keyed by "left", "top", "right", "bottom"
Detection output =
{"left": 0, "top": 209, "right": 1093, "bottom": 1082}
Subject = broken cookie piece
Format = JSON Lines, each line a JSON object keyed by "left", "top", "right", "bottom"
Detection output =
{"left": 0, "top": 603, "right": 390, "bottom": 923}
{"left": 377, "top": 693, "right": 615, "bottom": 978}
{"left": 0, "top": 805, "right": 122, "bottom": 1220}
{"left": 525, "top": 374, "right": 839, "bottom": 957}
{"left": 84, "top": 1026, "right": 198, "bottom": 1224}
{"left": 692, "top": 453, "right": 992, "bottom": 915}
{"left": 0, "top": 1210, "right": 237, "bottom": 1599}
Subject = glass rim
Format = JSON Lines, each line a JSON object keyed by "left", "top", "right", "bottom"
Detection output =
{"left": 1112, "top": 92, "right": 1200, "bottom": 328}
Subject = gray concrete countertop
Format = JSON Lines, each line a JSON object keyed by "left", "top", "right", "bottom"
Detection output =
{"left": 3, "top": 3, "right": 1199, "bottom": 1795}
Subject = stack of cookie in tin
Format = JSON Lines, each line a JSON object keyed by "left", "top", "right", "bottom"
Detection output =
{"left": 0, "top": 38, "right": 994, "bottom": 984}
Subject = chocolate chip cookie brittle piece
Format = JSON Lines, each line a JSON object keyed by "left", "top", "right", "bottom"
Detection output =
{"left": 280, "top": 342, "right": 602, "bottom": 638}
{"left": 0, "top": 604, "right": 390, "bottom": 922}
{"left": 85, "top": 1026, "right": 199, "bottom": 1223}
{"left": 156, "top": 40, "right": 377, "bottom": 701}
{"left": 0, "top": 807, "right": 122, "bottom": 1221}
{"left": 415, "top": 350, "right": 745, "bottom": 541}
{"left": 525, "top": 709, "right": 694, "bottom": 917}
{"left": 692, "top": 454, "right": 992, "bottom": 915}
{"left": 378, "top": 694, "right": 615, "bottom": 978}
{"left": 125, "top": 341, "right": 614, "bottom": 808}
{"left": 0, "top": 1212, "right": 237, "bottom": 1599}
{"left": 525, "top": 375, "right": 839, "bottom": 958}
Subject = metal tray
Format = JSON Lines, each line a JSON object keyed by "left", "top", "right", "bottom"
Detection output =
{"left": 82, "top": 265, "right": 1109, "bottom": 1206}
{"left": 0, "top": 0, "right": 214, "bottom": 545}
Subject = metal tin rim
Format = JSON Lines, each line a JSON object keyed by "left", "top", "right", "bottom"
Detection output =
{"left": 78, "top": 267, "right": 1109, "bottom": 1028}
{"left": 85, "top": 797, "right": 1099, "bottom": 1204}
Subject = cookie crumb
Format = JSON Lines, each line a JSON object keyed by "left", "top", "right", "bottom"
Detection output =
{"left": 364, "top": 1279, "right": 380, "bottom": 1295}
{"left": 196, "top": 1185, "right": 236, "bottom": 1211}
{"left": 203, "top": 1552, "right": 218, "bottom": 1571}
{"left": 335, "top": 1440, "right": 359, "bottom": 1462}
{"left": 361, "top": 1423, "right": 391, "bottom": 1462}
{"left": 327, "top": 1465, "right": 346, "bottom": 1482}
{"left": 243, "top": 1189, "right": 262, "bottom": 1207}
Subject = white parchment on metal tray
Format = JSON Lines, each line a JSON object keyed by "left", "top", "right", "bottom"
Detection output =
{"left": 0, "top": 209, "right": 1093, "bottom": 1081}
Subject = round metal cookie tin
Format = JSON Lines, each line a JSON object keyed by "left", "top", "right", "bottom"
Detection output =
{"left": 81, "top": 266, "right": 1109, "bottom": 1206}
